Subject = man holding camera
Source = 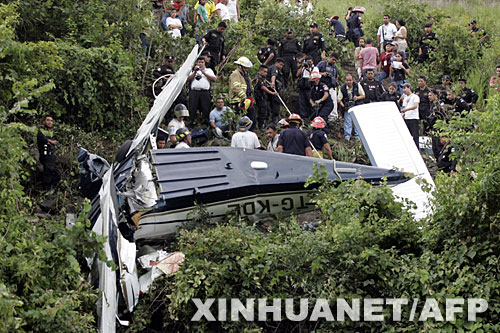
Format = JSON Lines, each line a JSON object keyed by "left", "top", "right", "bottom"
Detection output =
{"left": 187, "top": 56, "right": 217, "bottom": 125}
{"left": 296, "top": 54, "right": 314, "bottom": 119}
{"left": 338, "top": 74, "right": 365, "bottom": 140}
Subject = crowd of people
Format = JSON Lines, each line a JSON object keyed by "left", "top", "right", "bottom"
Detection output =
{"left": 37, "top": 2, "right": 499, "bottom": 191}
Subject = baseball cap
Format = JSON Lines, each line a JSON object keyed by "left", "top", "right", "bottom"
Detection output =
{"left": 285, "top": 28, "right": 293, "bottom": 33}
{"left": 310, "top": 22, "right": 318, "bottom": 28}
{"left": 165, "top": 55, "right": 176, "bottom": 61}
{"left": 442, "top": 75, "right": 451, "bottom": 81}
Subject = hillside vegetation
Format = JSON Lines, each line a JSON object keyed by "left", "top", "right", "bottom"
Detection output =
{"left": 0, "top": 0, "right": 499, "bottom": 331}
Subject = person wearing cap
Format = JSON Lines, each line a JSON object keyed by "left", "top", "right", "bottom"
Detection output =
{"left": 168, "top": 104, "right": 190, "bottom": 145}
{"left": 303, "top": 22, "right": 326, "bottom": 65}
{"left": 417, "top": 23, "right": 438, "bottom": 63}
{"left": 458, "top": 78, "right": 478, "bottom": 107}
{"left": 326, "top": 15, "right": 346, "bottom": 40}
{"left": 470, "top": 20, "right": 488, "bottom": 44}
{"left": 154, "top": 55, "right": 188, "bottom": 109}
{"left": 231, "top": 116, "right": 261, "bottom": 149}
{"left": 202, "top": 22, "right": 227, "bottom": 66}
{"left": 309, "top": 70, "right": 333, "bottom": 123}
{"left": 435, "top": 75, "right": 452, "bottom": 104}
{"left": 316, "top": 53, "right": 340, "bottom": 118}
{"left": 187, "top": 57, "right": 216, "bottom": 125}
{"left": 296, "top": 55, "right": 314, "bottom": 119}
{"left": 401, "top": 83, "right": 420, "bottom": 148}
{"left": 163, "top": 8, "right": 182, "bottom": 38}
{"left": 377, "top": 14, "right": 397, "bottom": 53}
{"left": 175, "top": 128, "right": 192, "bottom": 149}
{"left": 278, "top": 28, "right": 301, "bottom": 88}
{"left": 230, "top": 56, "right": 257, "bottom": 129}
{"left": 257, "top": 39, "right": 277, "bottom": 67}
{"left": 215, "top": 0, "right": 231, "bottom": 22}
{"left": 276, "top": 114, "right": 312, "bottom": 157}
{"left": 346, "top": 6, "right": 364, "bottom": 47}
{"left": 446, "top": 89, "right": 470, "bottom": 115}
{"left": 427, "top": 89, "right": 446, "bottom": 159}
{"left": 307, "top": 117, "right": 333, "bottom": 159}
{"left": 209, "top": 97, "right": 232, "bottom": 138}
{"left": 266, "top": 58, "right": 285, "bottom": 124}
{"left": 266, "top": 124, "right": 280, "bottom": 152}
{"left": 338, "top": 74, "right": 365, "bottom": 140}
{"left": 201, "top": 50, "right": 216, "bottom": 74}
{"left": 389, "top": 41, "right": 407, "bottom": 63}
{"left": 359, "top": 38, "right": 379, "bottom": 79}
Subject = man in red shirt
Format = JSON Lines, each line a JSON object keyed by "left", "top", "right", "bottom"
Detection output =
{"left": 359, "top": 38, "right": 379, "bottom": 79}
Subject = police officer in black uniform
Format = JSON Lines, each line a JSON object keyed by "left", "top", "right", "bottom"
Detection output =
{"left": 266, "top": 58, "right": 285, "bottom": 124}
{"left": 437, "top": 138, "right": 457, "bottom": 173}
{"left": 153, "top": 55, "right": 187, "bottom": 108}
{"left": 360, "top": 68, "right": 384, "bottom": 103}
{"left": 417, "top": 23, "right": 438, "bottom": 63}
{"left": 254, "top": 65, "right": 277, "bottom": 129}
{"left": 458, "top": 78, "right": 478, "bottom": 107}
{"left": 434, "top": 75, "right": 452, "bottom": 104}
{"left": 202, "top": 22, "right": 227, "bottom": 67}
{"left": 446, "top": 89, "right": 470, "bottom": 115}
{"left": 415, "top": 75, "right": 431, "bottom": 132}
{"left": 303, "top": 23, "right": 326, "bottom": 65}
{"left": 257, "top": 39, "right": 277, "bottom": 67}
{"left": 37, "top": 115, "right": 61, "bottom": 191}
{"left": 278, "top": 28, "right": 301, "bottom": 88}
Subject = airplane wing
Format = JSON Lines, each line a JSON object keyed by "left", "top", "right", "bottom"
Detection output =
{"left": 350, "top": 101, "right": 435, "bottom": 220}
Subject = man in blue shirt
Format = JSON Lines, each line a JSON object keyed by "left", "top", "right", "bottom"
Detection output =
{"left": 209, "top": 97, "right": 232, "bottom": 138}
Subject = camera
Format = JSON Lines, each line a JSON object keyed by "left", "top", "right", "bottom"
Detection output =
{"left": 194, "top": 68, "right": 202, "bottom": 80}
{"left": 347, "top": 100, "right": 355, "bottom": 108}
{"left": 302, "top": 60, "right": 310, "bottom": 69}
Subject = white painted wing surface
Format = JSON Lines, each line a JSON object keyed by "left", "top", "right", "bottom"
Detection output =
{"left": 350, "top": 102, "right": 435, "bottom": 220}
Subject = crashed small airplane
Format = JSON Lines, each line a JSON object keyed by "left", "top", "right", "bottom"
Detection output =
{"left": 85, "top": 45, "right": 431, "bottom": 332}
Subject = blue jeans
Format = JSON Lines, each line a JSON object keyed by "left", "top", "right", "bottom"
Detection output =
{"left": 344, "top": 109, "right": 359, "bottom": 139}
{"left": 378, "top": 71, "right": 389, "bottom": 81}
{"left": 394, "top": 79, "right": 406, "bottom": 95}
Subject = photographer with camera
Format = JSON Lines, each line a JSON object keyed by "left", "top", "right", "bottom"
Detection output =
{"left": 338, "top": 74, "right": 365, "bottom": 140}
{"left": 187, "top": 56, "right": 217, "bottom": 125}
{"left": 296, "top": 54, "right": 314, "bottom": 119}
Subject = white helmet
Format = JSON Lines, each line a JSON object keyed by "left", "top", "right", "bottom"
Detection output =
{"left": 234, "top": 56, "right": 253, "bottom": 68}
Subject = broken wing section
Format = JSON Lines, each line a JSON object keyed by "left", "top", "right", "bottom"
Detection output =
{"left": 350, "top": 102, "right": 435, "bottom": 220}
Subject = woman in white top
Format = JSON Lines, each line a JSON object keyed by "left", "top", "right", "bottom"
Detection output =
{"left": 394, "top": 19, "right": 408, "bottom": 52}
{"left": 227, "top": 0, "right": 240, "bottom": 23}
{"left": 215, "top": 0, "right": 231, "bottom": 22}
{"left": 166, "top": 9, "right": 182, "bottom": 38}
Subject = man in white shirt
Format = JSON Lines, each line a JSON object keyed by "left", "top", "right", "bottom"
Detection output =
{"left": 209, "top": 97, "right": 231, "bottom": 138}
{"left": 231, "top": 116, "right": 261, "bottom": 149}
{"left": 377, "top": 14, "right": 397, "bottom": 53}
{"left": 215, "top": 0, "right": 231, "bottom": 22}
{"left": 168, "top": 104, "right": 189, "bottom": 146}
{"left": 401, "top": 83, "right": 420, "bottom": 148}
{"left": 165, "top": 9, "right": 183, "bottom": 38}
{"left": 187, "top": 57, "right": 217, "bottom": 125}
